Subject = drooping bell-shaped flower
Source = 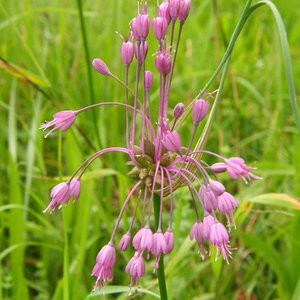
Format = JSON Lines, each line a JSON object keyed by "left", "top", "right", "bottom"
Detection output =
{"left": 70, "top": 178, "right": 81, "bottom": 203}
{"left": 40, "top": 110, "right": 77, "bottom": 138}
{"left": 189, "top": 221, "right": 205, "bottom": 259}
{"left": 125, "top": 252, "right": 145, "bottom": 287}
{"left": 202, "top": 214, "right": 215, "bottom": 240}
{"left": 164, "top": 230, "right": 174, "bottom": 253}
{"left": 43, "top": 182, "right": 71, "bottom": 213}
{"left": 91, "top": 244, "right": 116, "bottom": 288}
{"left": 118, "top": 233, "right": 131, "bottom": 251}
{"left": 218, "top": 192, "right": 238, "bottom": 225}
{"left": 151, "top": 232, "right": 167, "bottom": 269}
{"left": 209, "top": 222, "right": 232, "bottom": 263}
{"left": 199, "top": 185, "right": 218, "bottom": 213}
{"left": 132, "top": 226, "right": 153, "bottom": 253}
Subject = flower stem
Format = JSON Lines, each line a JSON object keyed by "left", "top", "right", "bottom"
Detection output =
{"left": 153, "top": 193, "right": 168, "bottom": 300}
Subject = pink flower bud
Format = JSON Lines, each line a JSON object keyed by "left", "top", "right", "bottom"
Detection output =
{"left": 209, "top": 179, "right": 225, "bottom": 196}
{"left": 169, "top": 0, "right": 180, "bottom": 19}
{"left": 144, "top": 70, "right": 153, "bottom": 90}
{"left": 131, "top": 14, "right": 150, "bottom": 40}
{"left": 199, "top": 185, "right": 218, "bottom": 213}
{"left": 121, "top": 41, "right": 134, "bottom": 65}
{"left": 162, "top": 130, "right": 182, "bottom": 153}
{"left": 211, "top": 162, "right": 227, "bottom": 173}
{"left": 92, "top": 58, "right": 111, "bottom": 76}
{"left": 158, "top": 1, "right": 171, "bottom": 24}
{"left": 164, "top": 230, "right": 174, "bottom": 253}
{"left": 132, "top": 226, "right": 153, "bottom": 252}
{"left": 152, "top": 232, "right": 167, "bottom": 269}
{"left": 173, "top": 102, "right": 185, "bottom": 119}
{"left": 70, "top": 178, "right": 81, "bottom": 203}
{"left": 135, "top": 41, "right": 148, "bottom": 64}
{"left": 155, "top": 50, "right": 171, "bottom": 75}
{"left": 178, "top": 0, "right": 191, "bottom": 23}
{"left": 152, "top": 17, "right": 168, "bottom": 41}
{"left": 119, "top": 233, "right": 131, "bottom": 251}
{"left": 202, "top": 214, "right": 215, "bottom": 240}
{"left": 192, "top": 99, "right": 209, "bottom": 124}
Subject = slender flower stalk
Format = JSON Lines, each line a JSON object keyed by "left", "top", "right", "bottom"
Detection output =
{"left": 41, "top": 0, "right": 261, "bottom": 296}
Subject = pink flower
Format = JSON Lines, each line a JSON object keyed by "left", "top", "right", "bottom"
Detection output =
{"left": 121, "top": 41, "right": 134, "bottom": 65}
{"left": 209, "top": 222, "right": 232, "bottom": 263}
{"left": 225, "top": 157, "right": 261, "bottom": 183}
{"left": 164, "top": 230, "right": 174, "bottom": 253}
{"left": 91, "top": 244, "right": 116, "bottom": 288}
{"left": 43, "top": 182, "right": 71, "bottom": 213}
{"left": 144, "top": 70, "right": 153, "bottom": 90}
{"left": 202, "top": 214, "right": 215, "bottom": 240}
{"left": 152, "top": 17, "right": 168, "bottom": 41}
{"left": 189, "top": 221, "right": 205, "bottom": 259}
{"left": 70, "top": 178, "right": 81, "bottom": 203}
{"left": 132, "top": 226, "right": 153, "bottom": 253}
{"left": 131, "top": 14, "right": 150, "bottom": 40}
{"left": 125, "top": 252, "right": 145, "bottom": 287}
{"left": 118, "top": 233, "right": 131, "bottom": 251}
{"left": 155, "top": 50, "right": 171, "bottom": 75}
{"left": 92, "top": 58, "right": 111, "bottom": 76}
{"left": 169, "top": 0, "right": 180, "bottom": 19}
{"left": 151, "top": 232, "right": 167, "bottom": 269}
{"left": 135, "top": 41, "right": 148, "bottom": 64}
{"left": 40, "top": 110, "right": 76, "bottom": 138}
{"left": 192, "top": 99, "right": 209, "bottom": 125}
{"left": 162, "top": 131, "right": 182, "bottom": 153}
{"left": 199, "top": 185, "right": 218, "bottom": 213}
{"left": 157, "top": 1, "right": 171, "bottom": 24}
{"left": 173, "top": 103, "right": 185, "bottom": 119}
{"left": 208, "top": 179, "right": 225, "bottom": 196}
{"left": 178, "top": 0, "right": 191, "bottom": 23}
{"left": 218, "top": 192, "right": 238, "bottom": 225}
{"left": 210, "top": 162, "right": 227, "bottom": 173}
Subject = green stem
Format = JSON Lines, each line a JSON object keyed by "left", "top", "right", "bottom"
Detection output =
{"left": 77, "top": 0, "right": 101, "bottom": 147}
{"left": 153, "top": 194, "right": 168, "bottom": 300}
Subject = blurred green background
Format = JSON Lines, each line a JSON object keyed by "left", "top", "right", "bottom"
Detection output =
{"left": 1, "top": 0, "right": 300, "bottom": 299}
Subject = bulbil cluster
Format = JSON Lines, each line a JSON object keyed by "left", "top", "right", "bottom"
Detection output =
{"left": 41, "top": 0, "right": 260, "bottom": 290}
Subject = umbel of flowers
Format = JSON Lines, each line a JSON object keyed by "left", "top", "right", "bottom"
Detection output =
{"left": 41, "top": 0, "right": 260, "bottom": 290}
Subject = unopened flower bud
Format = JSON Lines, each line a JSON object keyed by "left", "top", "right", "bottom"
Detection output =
{"left": 192, "top": 99, "right": 209, "bottom": 125}
{"left": 173, "top": 102, "right": 185, "bottom": 119}
{"left": 135, "top": 41, "right": 148, "bottom": 64}
{"left": 144, "top": 70, "right": 153, "bottom": 90}
{"left": 119, "top": 233, "right": 131, "bottom": 251}
{"left": 158, "top": 1, "right": 171, "bottom": 24}
{"left": 169, "top": 0, "right": 181, "bottom": 20}
{"left": 152, "top": 17, "right": 168, "bottom": 41}
{"left": 155, "top": 50, "right": 171, "bottom": 76}
{"left": 131, "top": 14, "right": 150, "bottom": 40}
{"left": 162, "top": 130, "right": 182, "bottom": 153}
{"left": 209, "top": 179, "right": 225, "bottom": 196}
{"left": 121, "top": 41, "right": 134, "bottom": 65}
{"left": 211, "top": 162, "right": 227, "bottom": 173}
{"left": 164, "top": 230, "right": 174, "bottom": 253}
{"left": 70, "top": 178, "right": 81, "bottom": 203}
{"left": 92, "top": 58, "right": 111, "bottom": 76}
{"left": 178, "top": 0, "right": 191, "bottom": 23}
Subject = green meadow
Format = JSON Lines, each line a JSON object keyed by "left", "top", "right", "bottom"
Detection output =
{"left": 0, "top": 0, "right": 299, "bottom": 299}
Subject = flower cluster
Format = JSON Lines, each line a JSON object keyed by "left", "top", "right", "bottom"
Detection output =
{"left": 41, "top": 0, "right": 260, "bottom": 290}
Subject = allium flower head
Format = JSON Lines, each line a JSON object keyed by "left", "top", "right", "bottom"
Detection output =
{"left": 41, "top": 0, "right": 261, "bottom": 290}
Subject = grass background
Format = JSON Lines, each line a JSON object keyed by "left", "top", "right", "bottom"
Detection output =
{"left": 0, "top": 0, "right": 300, "bottom": 299}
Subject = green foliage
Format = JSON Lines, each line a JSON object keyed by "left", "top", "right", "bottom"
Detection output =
{"left": 0, "top": 0, "right": 299, "bottom": 299}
